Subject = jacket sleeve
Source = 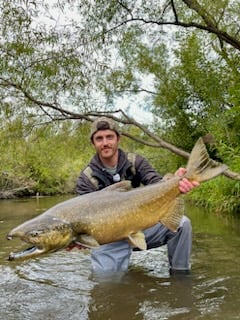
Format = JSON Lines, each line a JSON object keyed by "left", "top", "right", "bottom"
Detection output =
{"left": 76, "top": 170, "right": 98, "bottom": 195}
{"left": 135, "top": 155, "right": 163, "bottom": 185}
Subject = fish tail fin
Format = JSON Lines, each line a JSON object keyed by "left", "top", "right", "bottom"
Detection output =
{"left": 185, "top": 137, "right": 228, "bottom": 183}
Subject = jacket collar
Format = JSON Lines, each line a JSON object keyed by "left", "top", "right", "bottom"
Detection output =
{"left": 90, "top": 149, "right": 130, "bottom": 174}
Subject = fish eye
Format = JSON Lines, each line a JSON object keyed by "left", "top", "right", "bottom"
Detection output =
{"left": 28, "top": 230, "right": 43, "bottom": 237}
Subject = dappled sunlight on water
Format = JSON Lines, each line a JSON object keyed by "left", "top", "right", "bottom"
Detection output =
{"left": 0, "top": 197, "right": 240, "bottom": 319}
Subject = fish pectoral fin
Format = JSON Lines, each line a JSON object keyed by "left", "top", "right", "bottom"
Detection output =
{"left": 128, "top": 231, "right": 147, "bottom": 250}
{"left": 77, "top": 234, "right": 100, "bottom": 248}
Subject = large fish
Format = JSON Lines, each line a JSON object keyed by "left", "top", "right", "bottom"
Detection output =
{"left": 7, "top": 138, "right": 227, "bottom": 261}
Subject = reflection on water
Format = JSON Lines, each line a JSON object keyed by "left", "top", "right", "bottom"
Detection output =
{"left": 0, "top": 196, "right": 240, "bottom": 320}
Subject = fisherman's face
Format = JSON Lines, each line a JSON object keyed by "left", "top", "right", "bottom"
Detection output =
{"left": 92, "top": 129, "right": 120, "bottom": 160}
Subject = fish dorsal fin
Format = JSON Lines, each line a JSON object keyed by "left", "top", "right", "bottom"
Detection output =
{"left": 160, "top": 197, "right": 185, "bottom": 232}
{"left": 186, "top": 137, "right": 228, "bottom": 182}
{"left": 128, "top": 231, "right": 147, "bottom": 250}
{"left": 77, "top": 234, "right": 100, "bottom": 248}
{"left": 103, "top": 181, "right": 132, "bottom": 192}
{"left": 162, "top": 173, "right": 174, "bottom": 181}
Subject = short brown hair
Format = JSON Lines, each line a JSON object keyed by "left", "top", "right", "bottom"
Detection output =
{"left": 90, "top": 117, "right": 120, "bottom": 141}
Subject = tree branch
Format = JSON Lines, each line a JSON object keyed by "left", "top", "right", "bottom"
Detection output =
{"left": 86, "top": 111, "right": 240, "bottom": 181}
{"left": 171, "top": 0, "right": 179, "bottom": 23}
{"left": 1, "top": 77, "right": 239, "bottom": 181}
{"left": 104, "top": 2, "right": 240, "bottom": 51}
{"left": 181, "top": 0, "right": 240, "bottom": 50}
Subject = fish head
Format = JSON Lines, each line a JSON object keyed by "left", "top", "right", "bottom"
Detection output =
{"left": 7, "top": 215, "right": 74, "bottom": 260}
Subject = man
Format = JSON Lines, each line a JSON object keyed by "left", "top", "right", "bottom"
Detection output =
{"left": 76, "top": 117, "right": 199, "bottom": 275}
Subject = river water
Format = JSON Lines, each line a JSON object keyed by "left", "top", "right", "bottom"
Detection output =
{"left": 0, "top": 196, "right": 239, "bottom": 320}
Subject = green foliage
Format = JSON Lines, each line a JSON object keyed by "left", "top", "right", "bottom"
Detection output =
{"left": 0, "top": 0, "right": 239, "bottom": 214}
{"left": 189, "top": 177, "right": 240, "bottom": 215}
{"left": 0, "top": 120, "right": 93, "bottom": 196}
{"left": 186, "top": 139, "right": 240, "bottom": 214}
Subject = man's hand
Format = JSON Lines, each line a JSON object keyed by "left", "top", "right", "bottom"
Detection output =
{"left": 175, "top": 168, "right": 200, "bottom": 194}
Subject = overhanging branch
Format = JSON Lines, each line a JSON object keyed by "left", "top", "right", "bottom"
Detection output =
{"left": 1, "top": 78, "right": 239, "bottom": 181}
{"left": 111, "top": 1, "right": 240, "bottom": 51}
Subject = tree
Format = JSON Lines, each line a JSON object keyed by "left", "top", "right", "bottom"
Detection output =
{"left": 0, "top": 0, "right": 239, "bottom": 184}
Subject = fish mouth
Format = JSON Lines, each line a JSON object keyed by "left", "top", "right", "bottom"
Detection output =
{"left": 8, "top": 241, "right": 88, "bottom": 260}
{"left": 7, "top": 233, "right": 46, "bottom": 261}
{"left": 8, "top": 246, "right": 46, "bottom": 261}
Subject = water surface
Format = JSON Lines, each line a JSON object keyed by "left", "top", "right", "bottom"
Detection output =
{"left": 0, "top": 196, "right": 239, "bottom": 319}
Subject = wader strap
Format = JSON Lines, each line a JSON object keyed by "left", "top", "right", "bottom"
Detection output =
{"left": 83, "top": 166, "right": 99, "bottom": 189}
{"left": 126, "top": 152, "right": 136, "bottom": 176}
